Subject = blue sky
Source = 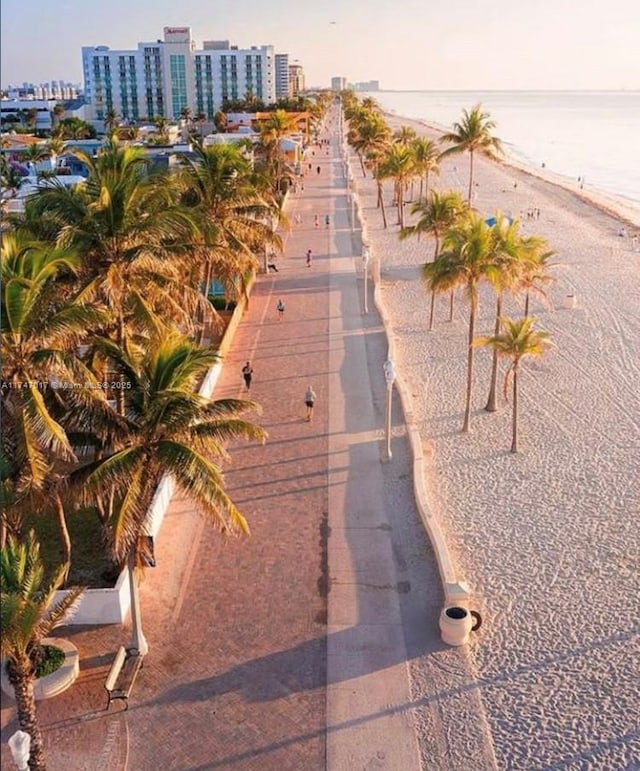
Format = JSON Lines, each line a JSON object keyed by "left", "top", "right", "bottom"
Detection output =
{"left": 2, "top": 0, "right": 639, "bottom": 90}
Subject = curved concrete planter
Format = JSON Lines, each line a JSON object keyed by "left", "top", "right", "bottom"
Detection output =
{"left": 1, "top": 638, "right": 80, "bottom": 701}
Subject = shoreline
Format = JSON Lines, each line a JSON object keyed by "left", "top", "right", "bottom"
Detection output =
{"left": 380, "top": 108, "right": 640, "bottom": 229}
{"left": 347, "top": 106, "right": 640, "bottom": 768}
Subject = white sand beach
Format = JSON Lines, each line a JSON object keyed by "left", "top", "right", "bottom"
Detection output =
{"left": 349, "top": 114, "right": 640, "bottom": 769}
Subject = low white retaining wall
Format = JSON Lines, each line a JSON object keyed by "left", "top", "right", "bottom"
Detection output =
{"left": 348, "top": 154, "right": 471, "bottom": 609}
{"left": 56, "top": 297, "right": 248, "bottom": 625}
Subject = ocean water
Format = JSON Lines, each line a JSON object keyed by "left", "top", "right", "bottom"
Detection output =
{"left": 366, "top": 91, "right": 640, "bottom": 206}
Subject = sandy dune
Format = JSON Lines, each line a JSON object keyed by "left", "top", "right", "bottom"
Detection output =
{"left": 349, "top": 113, "right": 640, "bottom": 769}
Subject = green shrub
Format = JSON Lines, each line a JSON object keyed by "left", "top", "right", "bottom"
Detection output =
{"left": 35, "top": 645, "right": 65, "bottom": 678}
{"left": 208, "top": 296, "right": 237, "bottom": 311}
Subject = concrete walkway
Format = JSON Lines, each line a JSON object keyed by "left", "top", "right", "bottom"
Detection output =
{"left": 1, "top": 105, "right": 458, "bottom": 770}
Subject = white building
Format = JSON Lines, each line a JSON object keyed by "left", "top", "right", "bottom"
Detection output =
{"left": 331, "top": 77, "right": 347, "bottom": 91}
{"left": 275, "top": 54, "right": 290, "bottom": 99}
{"left": 0, "top": 99, "right": 85, "bottom": 132}
{"left": 82, "top": 27, "right": 278, "bottom": 127}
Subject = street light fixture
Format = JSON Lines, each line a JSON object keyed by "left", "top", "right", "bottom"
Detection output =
{"left": 383, "top": 358, "right": 396, "bottom": 461}
{"left": 8, "top": 730, "right": 31, "bottom": 771}
{"left": 362, "top": 244, "right": 370, "bottom": 314}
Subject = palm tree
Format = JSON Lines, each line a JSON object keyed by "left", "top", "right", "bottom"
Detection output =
{"left": 153, "top": 116, "right": 169, "bottom": 142}
{"left": 377, "top": 143, "right": 415, "bottom": 228}
{"left": 25, "top": 138, "right": 204, "bottom": 355}
{"left": 423, "top": 213, "right": 501, "bottom": 432}
{"left": 52, "top": 103, "right": 65, "bottom": 132}
{"left": 178, "top": 143, "right": 279, "bottom": 315}
{"left": 45, "top": 136, "right": 66, "bottom": 161}
{"left": 214, "top": 110, "right": 228, "bottom": 134}
{"left": 75, "top": 334, "right": 266, "bottom": 653}
{"left": 475, "top": 317, "right": 551, "bottom": 452}
{"left": 401, "top": 190, "right": 467, "bottom": 330}
{"left": 518, "top": 244, "right": 557, "bottom": 317}
{"left": 393, "top": 125, "right": 417, "bottom": 146}
{"left": 347, "top": 113, "right": 391, "bottom": 178}
{"left": 411, "top": 137, "right": 441, "bottom": 202}
{"left": 361, "top": 97, "right": 380, "bottom": 113}
{"left": 1, "top": 531, "right": 83, "bottom": 771}
{"left": 258, "top": 110, "right": 298, "bottom": 195}
{"left": 1, "top": 235, "right": 106, "bottom": 562}
{"left": 104, "top": 109, "right": 119, "bottom": 135}
{"left": 482, "top": 217, "right": 545, "bottom": 412}
{"left": 440, "top": 104, "right": 503, "bottom": 204}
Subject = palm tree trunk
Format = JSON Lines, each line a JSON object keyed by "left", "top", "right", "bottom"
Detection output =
{"left": 428, "top": 290, "right": 436, "bottom": 331}
{"left": 128, "top": 557, "right": 149, "bottom": 656}
{"left": 462, "top": 291, "right": 477, "bottom": 432}
{"left": 8, "top": 665, "right": 47, "bottom": 770}
{"left": 377, "top": 181, "right": 387, "bottom": 229}
{"left": 419, "top": 178, "right": 424, "bottom": 202}
{"left": 485, "top": 293, "right": 502, "bottom": 412}
{"left": 467, "top": 150, "right": 474, "bottom": 204}
{"left": 511, "top": 366, "right": 519, "bottom": 453}
{"left": 197, "top": 259, "right": 214, "bottom": 345}
{"left": 54, "top": 493, "right": 71, "bottom": 581}
{"left": 425, "top": 170, "right": 430, "bottom": 202}
{"left": 524, "top": 290, "right": 531, "bottom": 317}
{"left": 358, "top": 152, "right": 366, "bottom": 177}
{"left": 449, "top": 289, "right": 455, "bottom": 321}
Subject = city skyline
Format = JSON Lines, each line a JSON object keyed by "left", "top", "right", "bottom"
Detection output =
{"left": 2, "top": 0, "right": 639, "bottom": 91}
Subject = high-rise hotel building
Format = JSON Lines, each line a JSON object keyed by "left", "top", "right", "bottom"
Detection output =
{"left": 82, "top": 27, "right": 282, "bottom": 124}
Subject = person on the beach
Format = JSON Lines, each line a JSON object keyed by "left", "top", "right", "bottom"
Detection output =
{"left": 304, "top": 385, "right": 317, "bottom": 421}
{"left": 295, "top": 213, "right": 302, "bottom": 225}
{"left": 306, "top": 249, "right": 312, "bottom": 267}
{"left": 267, "top": 253, "right": 279, "bottom": 272}
{"left": 314, "top": 215, "right": 319, "bottom": 228}
{"left": 276, "top": 299, "right": 285, "bottom": 320}
{"left": 316, "top": 166, "right": 321, "bottom": 175}
{"left": 242, "top": 362, "right": 253, "bottom": 390}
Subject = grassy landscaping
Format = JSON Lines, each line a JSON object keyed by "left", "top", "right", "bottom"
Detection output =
{"left": 24, "top": 507, "right": 117, "bottom": 589}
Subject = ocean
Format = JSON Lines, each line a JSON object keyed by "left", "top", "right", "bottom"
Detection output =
{"left": 365, "top": 91, "right": 640, "bottom": 206}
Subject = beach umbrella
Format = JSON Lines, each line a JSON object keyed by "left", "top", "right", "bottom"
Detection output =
{"left": 485, "top": 215, "right": 514, "bottom": 228}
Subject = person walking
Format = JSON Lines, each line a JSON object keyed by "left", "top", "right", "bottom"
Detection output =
{"left": 276, "top": 298, "right": 285, "bottom": 320}
{"left": 304, "top": 385, "right": 317, "bottom": 421}
{"left": 242, "top": 361, "right": 253, "bottom": 390}
{"left": 314, "top": 215, "right": 319, "bottom": 228}
{"left": 306, "top": 249, "right": 312, "bottom": 267}
{"left": 316, "top": 165, "right": 321, "bottom": 175}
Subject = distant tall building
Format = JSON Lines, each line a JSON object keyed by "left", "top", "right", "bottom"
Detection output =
{"left": 5, "top": 81, "right": 80, "bottom": 100}
{"left": 82, "top": 27, "right": 278, "bottom": 125}
{"left": 331, "top": 76, "right": 347, "bottom": 91}
{"left": 275, "top": 54, "right": 290, "bottom": 99}
{"left": 350, "top": 80, "right": 380, "bottom": 92}
{"left": 288, "top": 64, "right": 305, "bottom": 97}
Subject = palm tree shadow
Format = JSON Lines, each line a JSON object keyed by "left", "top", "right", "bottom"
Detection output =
{"left": 150, "top": 622, "right": 432, "bottom": 708}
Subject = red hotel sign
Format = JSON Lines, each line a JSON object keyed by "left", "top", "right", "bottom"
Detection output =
{"left": 166, "top": 27, "right": 189, "bottom": 34}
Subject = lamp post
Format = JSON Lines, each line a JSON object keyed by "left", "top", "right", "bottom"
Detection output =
{"left": 8, "top": 730, "right": 31, "bottom": 771}
{"left": 362, "top": 244, "right": 370, "bottom": 314}
{"left": 383, "top": 358, "right": 396, "bottom": 461}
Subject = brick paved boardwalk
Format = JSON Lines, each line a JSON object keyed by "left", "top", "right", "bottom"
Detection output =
{"left": 1, "top": 105, "right": 447, "bottom": 771}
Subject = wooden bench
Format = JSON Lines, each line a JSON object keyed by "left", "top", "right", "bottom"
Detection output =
{"left": 104, "top": 646, "right": 144, "bottom": 710}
